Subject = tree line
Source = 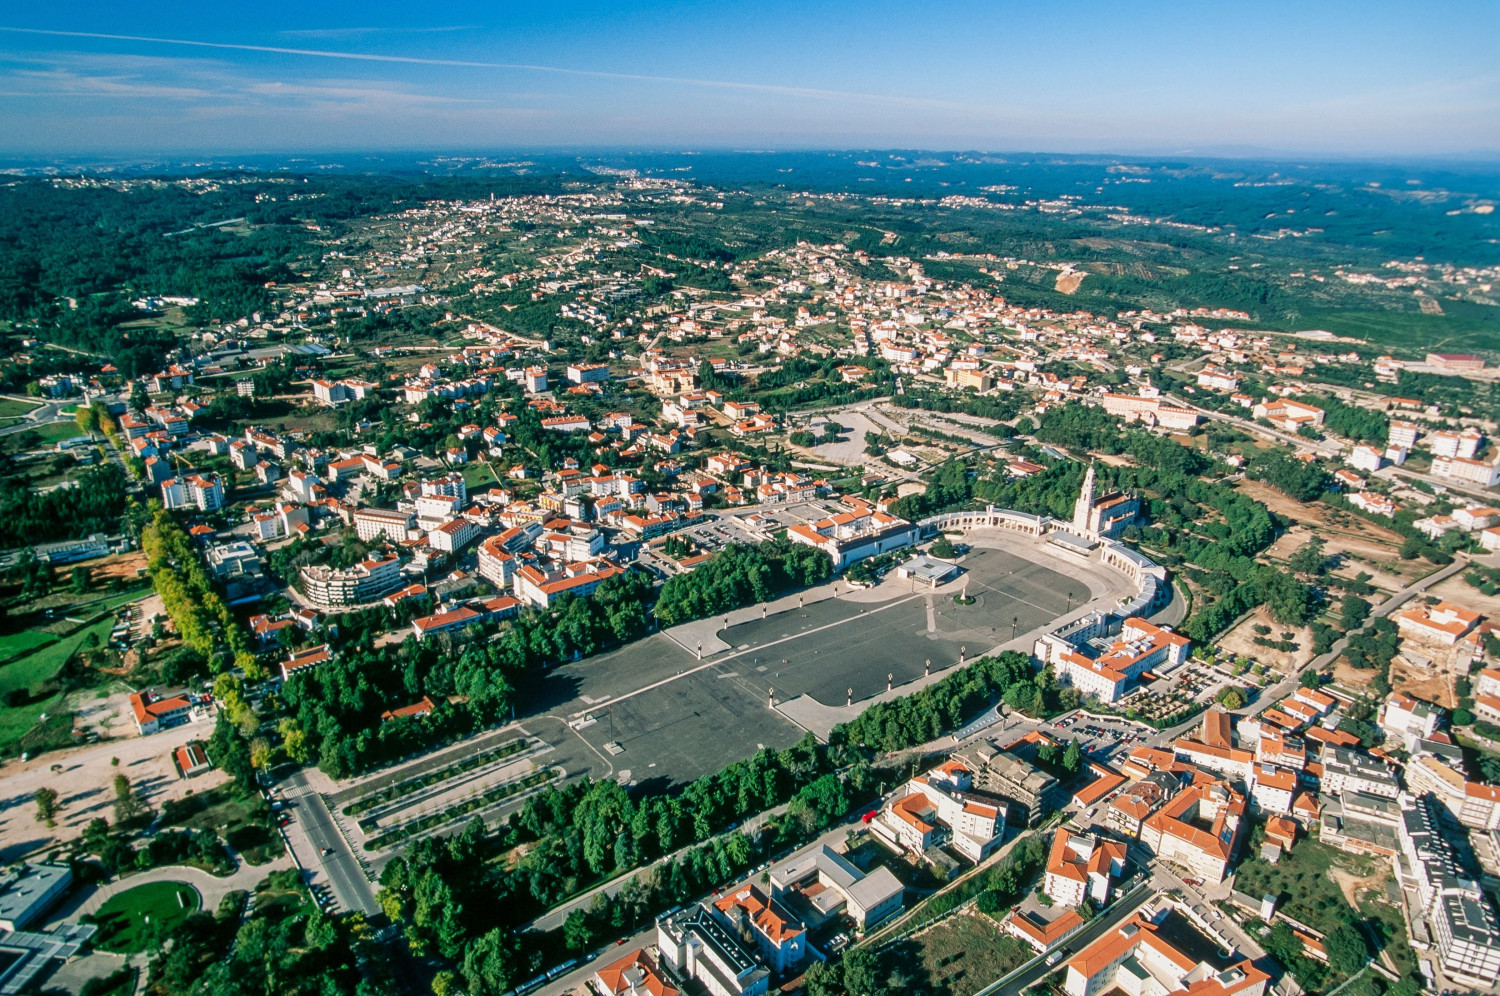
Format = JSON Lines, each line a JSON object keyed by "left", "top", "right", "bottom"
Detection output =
{"left": 653, "top": 538, "right": 833, "bottom": 626}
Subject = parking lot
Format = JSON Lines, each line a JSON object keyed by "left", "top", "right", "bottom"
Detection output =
{"left": 1044, "top": 711, "right": 1156, "bottom": 764}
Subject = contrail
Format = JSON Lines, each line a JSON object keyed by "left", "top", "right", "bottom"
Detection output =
{"left": 0, "top": 25, "right": 989, "bottom": 111}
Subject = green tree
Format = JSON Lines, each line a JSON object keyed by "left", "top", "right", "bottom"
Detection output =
{"left": 462, "top": 928, "right": 518, "bottom": 996}
{"left": 113, "top": 773, "right": 146, "bottom": 824}
{"left": 34, "top": 787, "right": 60, "bottom": 826}
{"left": 1322, "top": 922, "right": 1369, "bottom": 975}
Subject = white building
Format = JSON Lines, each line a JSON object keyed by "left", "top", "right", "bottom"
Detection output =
{"left": 873, "top": 761, "right": 1005, "bottom": 862}
{"left": 160, "top": 472, "right": 224, "bottom": 512}
{"left": 429, "top": 517, "right": 480, "bottom": 554}
{"left": 785, "top": 507, "right": 918, "bottom": 571}
{"left": 1044, "top": 828, "right": 1126, "bottom": 908}
{"left": 354, "top": 507, "right": 415, "bottom": 543}
{"left": 1348, "top": 445, "right": 1385, "bottom": 473}
{"left": 1432, "top": 456, "right": 1500, "bottom": 487}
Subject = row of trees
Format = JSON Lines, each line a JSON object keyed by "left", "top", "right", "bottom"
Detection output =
{"left": 141, "top": 509, "right": 254, "bottom": 669}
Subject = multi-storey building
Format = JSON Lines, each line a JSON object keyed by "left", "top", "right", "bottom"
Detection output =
{"left": 512, "top": 559, "right": 625, "bottom": 608}
{"left": 1044, "top": 828, "right": 1126, "bottom": 908}
{"left": 785, "top": 507, "right": 918, "bottom": 570}
{"left": 952, "top": 740, "right": 1066, "bottom": 827}
{"left": 1398, "top": 794, "right": 1500, "bottom": 987}
{"left": 1063, "top": 914, "right": 1267, "bottom": 996}
{"left": 161, "top": 472, "right": 225, "bottom": 512}
{"left": 298, "top": 553, "right": 404, "bottom": 608}
{"left": 1050, "top": 617, "right": 1190, "bottom": 704}
{"left": 1139, "top": 781, "right": 1245, "bottom": 884}
{"left": 873, "top": 761, "right": 1005, "bottom": 862}
{"left": 354, "top": 507, "right": 416, "bottom": 543}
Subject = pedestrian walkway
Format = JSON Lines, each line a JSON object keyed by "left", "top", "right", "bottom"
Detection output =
{"left": 68, "top": 851, "right": 292, "bottom": 919}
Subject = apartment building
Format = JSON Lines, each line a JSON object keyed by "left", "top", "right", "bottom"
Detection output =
{"left": 429, "top": 516, "right": 481, "bottom": 554}
{"left": 1379, "top": 692, "right": 1443, "bottom": 743}
{"left": 952, "top": 740, "right": 1066, "bottom": 827}
{"left": 354, "top": 507, "right": 416, "bottom": 543}
{"left": 1405, "top": 754, "right": 1500, "bottom": 831}
{"left": 1139, "top": 782, "right": 1245, "bottom": 884}
{"left": 1320, "top": 747, "right": 1399, "bottom": 799}
{"left": 1398, "top": 794, "right": 1500, "bottom": 987}
{"left": 1043, "top": 829, "right": 1126, "bottom": 908}
{"left": 1432, "top": 456, "right": 1500, "bottom": 487}
{"left": 161, "top": 472, "right": 225, "bottom": 512}
{"left": 298, "top": 553, "right": 404, "bottom": 608}
{"left": 872, "top": 761, "right": 1005, "bottom": 862}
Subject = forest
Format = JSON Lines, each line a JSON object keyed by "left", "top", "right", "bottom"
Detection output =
{"left": 0, "top": 462, "right": 131, "bottom": 549}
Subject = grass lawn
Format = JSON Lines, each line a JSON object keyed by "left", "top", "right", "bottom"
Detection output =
{"left": 1232, "top": 837, "right": 1375, "bottom": 936}
{"left": 0, "top": 398, "right": 40, "bottom": 418}
{"left": 0, "top": 629, "right": 59, "bottom": 664}
{"left": 0, "top": 616, "right": 115, "bottom": 754}
{"left": 0, "top": 617, "right": 113, "bottom": 699}
{"left": 461, "top": 461, "right": 500, "bottom": 490}
{"left": 4, "top": 421, "right": 86, "bottom": 447}
{"left": 89, "top": 881, "right": 202, "bottom": 953}
{"left": 883, "top": 911, "right": 1034, "bottom": 996}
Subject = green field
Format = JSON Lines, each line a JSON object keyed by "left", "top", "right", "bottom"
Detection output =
{"left": 0, "top": 629, "right": 58, "bottom": 664}
{"left": 461, "top": 460, "right": 500, "bottom": 490}
{"left": 0, "top": 616, "right": 115, "bottom": 753}
{"left": 89, "top": 881, "right": 202, "bottom": 953}
{"left": 0, "top": 398, "right": 40, "bottom": 419}
{"left": 1283, "top": 304, "right": 1500, "bottom": 353}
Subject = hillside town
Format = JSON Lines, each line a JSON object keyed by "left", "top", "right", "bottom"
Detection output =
{"left": 0, "top": 172, "right": 1497, "bottom": 996}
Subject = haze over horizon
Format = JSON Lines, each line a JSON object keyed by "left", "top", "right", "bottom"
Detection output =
{"left": 2, "top": 1, "right": 1498, "bottom": 160}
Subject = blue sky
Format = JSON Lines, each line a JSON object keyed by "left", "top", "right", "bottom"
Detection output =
{"left": 1, "top": 1, "right": 1497, "bottom": 158}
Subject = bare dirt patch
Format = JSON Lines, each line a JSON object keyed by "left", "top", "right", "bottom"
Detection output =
{"left": 76, "top": 551, "right": 148, "bottom": 583}
{"left": 1329, "top": 865, "right": 1387, "bottom": 908}
{"left": 1388, "top": 658, "right": 1455, "bottom": 708}
{"left": 1054, "top": 270, "right": 1086, "bottom": 295}
{"left": 1216, "top": 605, "right": 1315, "bottom": 672}
{"left": 1237, "top": 482, "right": 1420, "bottom": 584}
{"left": 1332, "top": 654, "right": 1380, "bottom": 692}
{"left": 1426, "top": 575, "right": 1500, "bottom": 619}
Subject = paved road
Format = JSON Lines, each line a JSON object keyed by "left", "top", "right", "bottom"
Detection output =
{"left": 1164, "top": 394, "right": 1344, "bottom": 458}
{"left": 982, "top": 878, "right": 1156, "bottom": 996}
{"left": 281, "top": 770, "right": 379, "bottom": 916}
